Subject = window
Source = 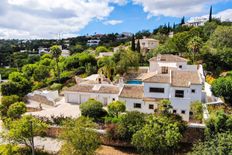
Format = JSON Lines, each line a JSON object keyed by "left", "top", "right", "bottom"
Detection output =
{"left": 191, "top": 89, "right": 196, "bottom": 93}
{"left": 134, "top": 103, "right": 141, "bottom": 109}
{"left": 175, "top": 90, "right": 184, "bottom": 98}
{"left": 112, "top": 98, "right": 115, "bottom": 101}
{"left": 179, "top": 65, "right": 182, "bottom": 68}
{"left": 181, "top": 110, "right": 186, "bottom": 114}
{"left": 149, "top": 87, "right": 165, "bottom": 93}
{"left": 173, "top": 109, "right": 177, "bottom": 114}
{"left": 161, "top": 67, "right": 168, "bottom": 74}
{"left": 149, "top": 104, "right": 154, "bottom": 109}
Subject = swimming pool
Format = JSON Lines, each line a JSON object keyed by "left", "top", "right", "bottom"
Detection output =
{"left": 126, "top": 80, "right": 142, "bottom": 84}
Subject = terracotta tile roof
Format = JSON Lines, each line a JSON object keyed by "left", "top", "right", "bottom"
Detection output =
{"left": 65, "top": 84, "right": 120, "bottom": 94}
{"left": 171, "top": 70, "right": 202, "bottom": 87}
{"left": 142, "top": 73, "right": 170, "bottom": 83}
{"left": 149, "top": 54, "right": 188, "bottom": 62}
{"left": 142, "top": 70, "right": 202, "bottom": 87}
{"left": 119, "top": 85, "right": 144, "bottom": 99}
{"left": 98, "top": 85, "right": 120, "bottom": 94}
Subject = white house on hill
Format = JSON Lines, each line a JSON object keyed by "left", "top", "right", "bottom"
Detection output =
{"left": 64, "top": 54, "right": 205, "bottom": 121}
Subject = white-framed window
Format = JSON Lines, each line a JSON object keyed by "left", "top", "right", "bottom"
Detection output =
{"left": 191, "top": 89, "right": 196, "bottom": 93}
{"left": 149, "top": 87, "right": 165, "bottom": 93}
{"left": 181, "top": 110, "right": 186, "bottom": 114}
{"left": 149, "top": 104, "right": 154, "bottom": 109}
{"left": 134, "top": 103, "right": 141, "bottom": 109}
{"left": 175, "top": 90, "right": 184, "bottom": 98}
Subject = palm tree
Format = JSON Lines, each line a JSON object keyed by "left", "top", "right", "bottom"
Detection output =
{"left": 98, "top": 57, "right": 116, "bottom": 80}
{"left": 50, "top": 45, "right": 62, "bottom": 82}
{"left": 187, "top": 36, "right": 203, "bottom": 63}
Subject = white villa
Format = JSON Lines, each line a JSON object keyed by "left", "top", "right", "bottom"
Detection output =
{"left": 137, "top": 38, "right": 159, "bottom": 51}
{"left": 64, "top": 54, "right": 205, "bottom": 121}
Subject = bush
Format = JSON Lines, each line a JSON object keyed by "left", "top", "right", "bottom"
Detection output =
{"left": 80, "top": 99, "right": 107, "bottom": 121}
{"left": 7, "top": 102, "right": 26, "bottom": 119}
{"left": 49, "top": 83, "right": 63, "bottom": 91}
{"left": 107, "top": 101, "right": 125, "bottom": 117}
{"left": 190, "top": 101, "right": 203, "bottom": 121}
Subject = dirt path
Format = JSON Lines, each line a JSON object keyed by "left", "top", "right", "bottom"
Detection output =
{"left": 96, "top": 145, "right": 139, "bottom": 155}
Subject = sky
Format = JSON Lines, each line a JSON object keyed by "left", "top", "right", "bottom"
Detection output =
{"left": 0, "top": 0, "right": 232, "bottom": 39}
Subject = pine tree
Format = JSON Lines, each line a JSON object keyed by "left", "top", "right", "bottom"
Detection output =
{"left": 209, "top": 6, "right": 213, "bottom": 22}
{"left": 137, "top": 39, "right": 141, "bottom": 53}
{"left": 180, "top": 16, "right": 185, "bottom": 25}
{"left": 131, "top": 34, "right": 136, "bottom": 51}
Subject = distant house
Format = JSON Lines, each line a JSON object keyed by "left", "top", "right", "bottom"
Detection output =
{"left": 87, "top": 39, "right": 100, "bottom": 46}
{"left": 61, "top": 49, "right": 71, "bottom": 57}
{"left": 98, "top": 52, "right": 114, "bottom": 58}
{"left": 64, "top": 54, "right": 205, "bottom": 122}
{"left": 184, "top": 17, "right": 208, "bottom": 27}
{"left": 138, "top": 38, "right": 159, "bottom": 50}
{"left": 38, "top": 47, "right": 49, "bottom": 55}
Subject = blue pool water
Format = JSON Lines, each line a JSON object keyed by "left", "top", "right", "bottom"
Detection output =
{"left": 126, "top": 80, "right": 142, "bottom": 84}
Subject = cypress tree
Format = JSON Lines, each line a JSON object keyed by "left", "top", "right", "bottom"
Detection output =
{"left": 180, "top": 16, "right": 185, "bottom": 25}
{"left": 137, "top": 39, "right": 141, "bottom": 53}
{"left": 131, "top": 34, "right": 136, "bottom": 51}
{"left": 209, "top": 6, "right": 213, "bottom": 22}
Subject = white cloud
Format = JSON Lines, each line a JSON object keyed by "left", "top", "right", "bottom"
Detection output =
{"left": 0, "top": 0, "right": 126, "bottom": 39}
{"left": 189, "top": 9, "right": 232, "bottom": 22}
{"left": 103, "top": 20, "right": 123, "bottom": 25}
{"left": 132, "top": 0, "right": 226, "bottom": 18}
{"left": 214, "top": 9, "right": 232, "bottom": 21}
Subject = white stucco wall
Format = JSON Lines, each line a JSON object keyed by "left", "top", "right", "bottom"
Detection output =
{"left": 119, "top": 97, "right": 157, "bottom": 114}
{"left": 64, "top": 91, "right": 118, "bottom": 106}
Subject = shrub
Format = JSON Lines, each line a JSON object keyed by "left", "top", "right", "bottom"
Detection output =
{"left": 50, "top": 83, "right": 63, "bottom": 91}
{"left": 80, "top": 99, "right": 107, "bottom": 121}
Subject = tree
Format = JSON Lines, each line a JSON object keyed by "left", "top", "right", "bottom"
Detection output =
{"left": 137, "top": 39, "right": 141, "bottom": 53}
{"left": 187, "top": 36, "right": 203, "bottom": 62}
{"left": 80, "top": 99, "right": 106, "bottom": 121}
{"left": 32, "top": 65, "right": 50, "bottom": 82}
{"left": 1, "top": 115, "right": 48, "bottom": 155}
{"left": 115, "top": 111, "right": 146, "bottom": 141}
{"left": 107, "top": 101, "right": 125, "bottom": 117}
{"left": 97, "top": 57, "right": 116, "bottom": 80}
{"left": 189, "top": 132, "right": 232, "bottom": 155}
{"left": 208, "top": 26, "right": 232, "bottom": 49}
{"left": 205, "top": 111, "right": 232, "bottom": 137}
{"left": 157, "top": 99, "right": 172, "bottom": 115}
{"left": 131, "top": 34, "right": 136, "bottom": 51}
{"left": 50, "top": 45, "right": 62, "bottom": 82}
{"left": 209, "top": 6, "right": 213, "bottom": 22}
{"left": 170, "top": 31, "right": 192, "bottom": 54}
{"left": 113, "top": 49, "right": 140, "bottom": 75}
{"left": 190, "top": 101, "right": 203, "bottom": 121}
{"left": 180, "top": 16, "right": 185, "bottom": 25}
{"left": 211, "top": 76, "right": 232, "bottom": 104}
{"left": 60, "top": 117, "right": 100, "bottom": 155}
{"left": 0, "top": 95, "right": 20, "bottom": 118}
{"left": 7, "top": 102, "right": 26, "bottom": 119}
{"left": 132, "top": 115, "right": 186, "bottom": 154}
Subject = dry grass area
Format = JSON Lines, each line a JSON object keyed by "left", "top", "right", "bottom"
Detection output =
{"left": 96, "top": 145, "right": 138, "bottom": 155}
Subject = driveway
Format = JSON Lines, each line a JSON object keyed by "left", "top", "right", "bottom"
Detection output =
{"left": 26, "top": 97, "right": 81, "bottom": 119}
